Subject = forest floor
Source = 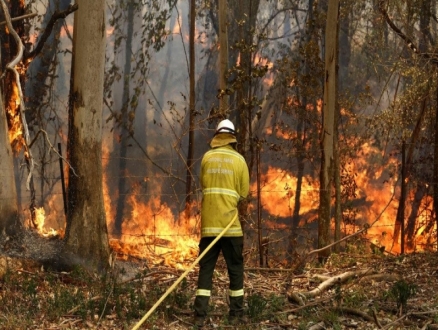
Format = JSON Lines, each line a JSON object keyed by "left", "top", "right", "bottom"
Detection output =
{"left": 0, "top": 231, "right": 437, "bottom": 329}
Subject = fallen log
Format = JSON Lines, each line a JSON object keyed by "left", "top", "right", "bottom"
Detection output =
{"left": 288, "top": 268, "right": 373, "bottom": 305}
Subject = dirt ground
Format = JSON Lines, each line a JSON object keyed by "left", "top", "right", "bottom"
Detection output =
{"left": 0, "top": 231, "right": 438, "bottom": 329}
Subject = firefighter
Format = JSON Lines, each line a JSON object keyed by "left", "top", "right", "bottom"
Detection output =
{"left": 193, "top": 119, "right": 250, "bottom": 328}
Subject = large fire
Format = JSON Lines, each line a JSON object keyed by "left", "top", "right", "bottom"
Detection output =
{"left": 28, "top": 182, "right": 200, "bottom": 270}
{"left": 252, "top": 132, "right": 437, "bottom": 255}
{"left": 29, "top": 134, "right": 436, "bottom": 266}
{"left": 110, "top": 189, "right": 200, "bottom": 269}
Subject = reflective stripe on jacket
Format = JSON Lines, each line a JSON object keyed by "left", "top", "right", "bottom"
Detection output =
{"left": 200, "top": 141, "right": 249, "bottom": 237}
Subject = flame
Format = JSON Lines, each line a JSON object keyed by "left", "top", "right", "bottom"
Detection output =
{"left": 30, "top": 206, "right": 63, "bottom": 238}
{"left": 109, "top": 186, "right": 199, "bottom": 269}
{"left": 7, "top": 81, "right": 25, "bottom": 151}
{"left": 254, "top": 166, "right": 319, "bottom": 222}
{"left": 102, "top": 144, "right": 116, "bottom": 222}
{"left": 255, "top": 134, "right": 435, "bottom": 254}
{"left": 253, "top": 53, "right": 273, "bottom": 70}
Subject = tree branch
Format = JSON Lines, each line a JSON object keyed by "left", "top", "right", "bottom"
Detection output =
{"left": 23, "top": 4, "right": 78, "bottom": 61}
{"left": 378, "top": 0, "right": 438, "bottom": 65}
{"left": 0, "top": 12, "right": 37, "bottom": 25}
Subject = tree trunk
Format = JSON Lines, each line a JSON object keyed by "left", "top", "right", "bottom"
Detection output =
{"left": 184, "top": 0, "right": 196, "bottom": 218}
{"left": 0, "top": 86, "right": 21, "bottom": 237}
{"left": 318, "top": 0, "right": 339, "bottom": 263}
{"left": 435, "top": 84, "right": 438, "bottom": 247}
{"left": 218, "top": 0, "right": 229, "bottom": 114}
{"left": 0, "top": 0, "right": 26, "bottom": 237}
{"left": 338, "top": 3, "right": 350, "bottom": 90}
{"left": 63, "top": 0, "right": 110, "bottom": 272}
{"left": 333, "top": 110, "right": 341, "bottom": 252}
{"left": 394, "top": 139, "right": 406, "bottom": 254}
{"left": 114, "top": 0, "right": 135, "bottom": 237}
{"left": 394, "top": 99, "right": 427, "bottom": 252}
{"left": 406, "top": 183, "right": 426, "bottom": 249}
{"left": 230, "top": 0, "right": 260, "bottom": 164}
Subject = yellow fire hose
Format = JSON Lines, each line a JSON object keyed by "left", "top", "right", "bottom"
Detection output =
{"left": 131, "top": 213, "right": 238, "bottom": 330}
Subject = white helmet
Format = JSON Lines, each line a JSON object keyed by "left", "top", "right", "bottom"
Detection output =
{"left": 216, "top": 119, "right": 235, "bottom": 135}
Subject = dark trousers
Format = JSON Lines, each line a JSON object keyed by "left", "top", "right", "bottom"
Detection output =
{"left": 194, "top": 236, "right": 244, "bottom": 317}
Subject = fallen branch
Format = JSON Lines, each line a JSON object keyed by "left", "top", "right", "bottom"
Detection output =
{"left": 288, "top": 268, "right": 372, "bottom": 305}
{"left": 421, "top": 320, "right": 433, "bottom": 330}
{"left": 379, "top": 313, "right": 408, "bottom": 330}
{"left": 278, "top": 297, "right": 332, "bottom": 314}
{"left": 245, "top": 267, "right": 295, "bottom": 272}
{"left": 308, "top": 321, "right": 325, "bottom": 330}
{"left": 334, "top": 307, "right": 375, "bottom": 322}
{"left": 120, "top": 269, "right": 182, "bottom": 284}
{"left": 67, "top": 295, "right": 102, "bottom": 315}
{"left": 372, "top": 308, "right": 383, "bottom": 328}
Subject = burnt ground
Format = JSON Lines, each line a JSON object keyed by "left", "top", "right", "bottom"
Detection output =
{"left": 0, "top": 231, "right": 437, "bottom": 329}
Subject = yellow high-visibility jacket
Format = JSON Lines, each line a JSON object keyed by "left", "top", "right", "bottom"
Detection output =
{"left": 200, "top": 134, "right": 249, "bottom": 237}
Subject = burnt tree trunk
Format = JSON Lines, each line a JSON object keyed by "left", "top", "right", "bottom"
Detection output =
{"left": 0, "top": 0, "right": 26, "bottom": 237}
{"left": 0, "top": 85, "right": 20, "bottom": 237}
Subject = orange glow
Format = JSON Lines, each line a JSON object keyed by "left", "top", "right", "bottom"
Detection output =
{"left": 266, "top": 126, "right": 298, "bottom": 140}
{"left": 172, "top": 15, "right": 182, "bottom": 35}
{"left": 253, "top": 166, "right": 319, "bottom": 222}
{"left": 254, "top": 53, "right": 273, "bottom": 69}
{"left": 251, "top": 137, "right": 435, "bottom": 254}
{"left": 254, "top": 53, "right": 274, "bottom": 87}
{"left": 101, "top": 145, "right": 200, "bottom": 269}
{"left": 316, "top": 99, "right": 323, "bottom": 114}
{"left": 109, "top": 189, "right": 200, "bottom": 269}
{"left": 30, "top": 206, "right": 63, "bottom": 238}
{"left": 7, "top": 82, "right": 25, "bottom": 151}
{"left": 102, "top": 144, "right": 115, "bottom": 222}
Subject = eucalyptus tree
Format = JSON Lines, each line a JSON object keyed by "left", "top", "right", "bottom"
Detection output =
{"left": 0, "top": 0, "right": 77, "bottom": 239}
{"left": 218, "top": 0, "right": 229, "bottom": 114}
{"left": 0, "top": 0, "right": 28, "bottom": 237}
{"left": 318, "top": 0, "right": 339, "bottom": 262}
{"left": 62, "top": 0, "right": 110, "bottom": 272}
{"left": 0, "top": 89, "right": 20, "bottom": 237}
{"left": 184, "top": 0, "right": 196, "bottom": 217}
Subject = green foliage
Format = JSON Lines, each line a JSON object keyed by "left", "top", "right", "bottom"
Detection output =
{"left": 247, "top": 292, "right": 287, "bottom": 323}
{"left": 0, "top": 264, "right": 194, "bottom": 328}
{"left": 105, "top": 0, "right": 177, "bottom": 130}
{"left": 321, "top": 310, "right": 340, "bottom": 328}
{"left": 247, "top": 293, "right": 267, "bottom": 321}
{"left": 343, "top": 288, "right": 367, "bottom": 308}
{"left": 47, "top": 285, "right": 87, "bottom": 320}
{"left": 171, "top": 278, "right": 191, "bottom": 309}
{"left": 297, "top": 322, "right": 308, "bottom": 330}
{"left": 386, "top": 280, "right": 417, "bottom": 313}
